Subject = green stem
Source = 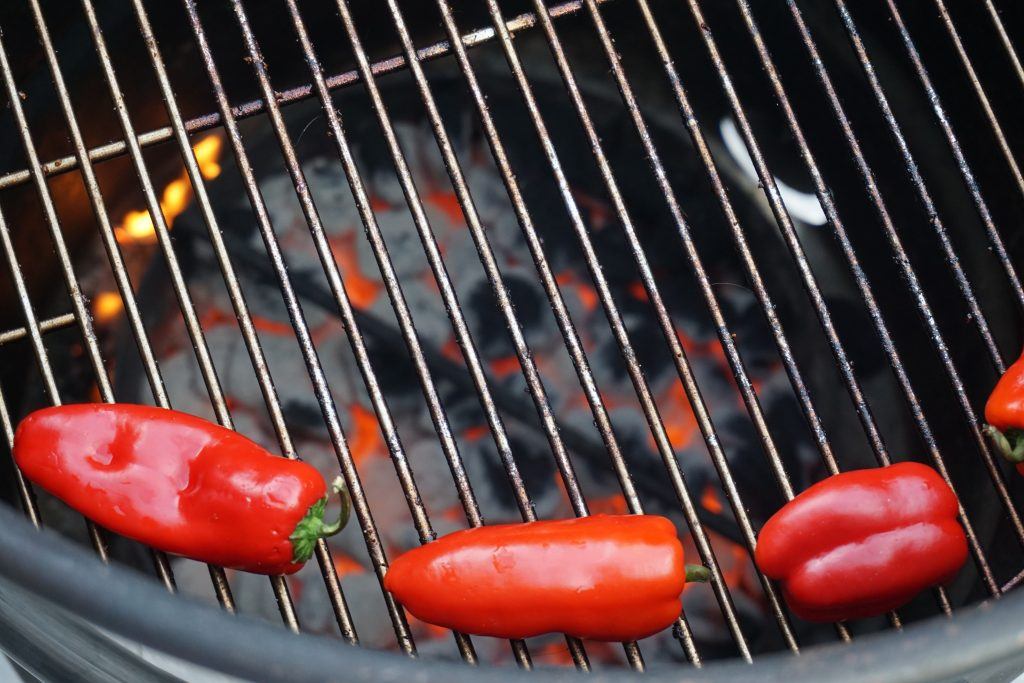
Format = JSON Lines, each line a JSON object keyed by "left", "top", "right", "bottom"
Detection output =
{"left": 290, "top": 476, "right": 351, "bottom": 565}
{"left": 318, "top": 477, "right": 350, "bottom": 537}
{"left": 984, "top": 425, "right": 1024, "bottom": 464}
{"left": 685, "top": 564, "right": 710, "bottom": 583}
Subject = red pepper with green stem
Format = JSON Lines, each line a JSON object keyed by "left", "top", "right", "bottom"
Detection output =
{"left": 985, "top": 349, "right": 1024, "bottom": 468}
{"left": 13, "top": 403, "right": 349, "bottom": 575}
{"left": 755, "top": 462, "right": 966, "bottom": 622}
{"left": 384, "top": 514, "right": 709, "bottom": 642}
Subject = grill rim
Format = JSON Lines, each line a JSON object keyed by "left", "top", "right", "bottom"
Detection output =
{"left": 0, "top": 500, "right": 1021, "bottom": 683}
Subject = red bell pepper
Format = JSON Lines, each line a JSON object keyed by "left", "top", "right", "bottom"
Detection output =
{"left": 985, "top": 349, "right": 1024, "bottom": 469}
{"left": 384, "top": 514, "right": 707, "bottom": 641}
{"left": 755, "top": 462, "right": 966, "bottom": 622}
{"left": 13, "top": 403, "right": 348, "bottom": 575}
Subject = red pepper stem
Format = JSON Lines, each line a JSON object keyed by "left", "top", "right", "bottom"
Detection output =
{"left": 685, "top": 564, "right": 710, "bottom": 583}
{"left": 984, "top": 426, "right": 1024, "bottom": 464}
{"left": 289, "top": 476, "right": 351, "bottom": 564}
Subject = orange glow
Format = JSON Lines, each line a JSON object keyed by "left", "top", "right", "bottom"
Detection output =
{"left": 650, "top": 380, "right": 697, "bottom": 452}
{"left": 462, "top": 424, "right": 489, "bottom": 442}
{"left": 538, "top": 642, "right": 575, "bottom": 667}
{"left": 368, "top": 194, "right": 392, "bottom": 213}
{"left": 406, "top": 614, "right": 449, "bottom": 641}
{"left": 441, "top": 336, "right": 463, "bottom": 364}
{"left": 332, "top": 552, "right": 365, "bottom": 579}
{"left": 424, "top": 190, "right": 464, "bottom": 226}
{"left": 555, "top": 270, "right": 599, "bottom": 314}
{"left": 590, "top": 493, "right": 628, "bottom": 515}
{"left": 115, "top": 134, "right": 224, "bottom": 245}
{"left": 92, "top": 291, "right": 123, "bottom": 324}
{"left": 489, "top": 354, "right": 521, "bottom": 379}
{"left": 348, "top": 403, "right": 383, "bottom": 466}
{"left": 329, "top": 232, "right": 382, "bottom": 310}
{"left": 701, "top": 485, "right": 724, "bottom": 515}
{"left": 628, "top": 280, "right": 649, "bottom": 302}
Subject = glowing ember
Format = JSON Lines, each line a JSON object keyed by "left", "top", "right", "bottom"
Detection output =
{"left": 329, "top": 232, "right": 383, "bottom": 310}
{"left": 114, "top": 134, "right": 223, "bottom": 245}
{"left": 348, "top": 403, "right": 384, "bottom": 466}
{"left": 91, "top": 291, "right": 123, "bottom": 324}
{"left": 332, "top": 552, "right": 365, "bottom": 579}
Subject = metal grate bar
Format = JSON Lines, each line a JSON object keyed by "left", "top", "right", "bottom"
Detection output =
{"left": 985, "top": 0, "right": 1024, "bottom": 93}
{"left": 79, "top": 0, "right": 246, "bottom": 612}
{"left": 0, "top": 204, "right": 106, "bottom": 546}
{"left": 481, "top": 0, "right": 766, "bottom": 661}
{"left": 180, "top": 0, "right": 362, "bottom": 646}
{"left": 526, "top": 0, "right": 808, "bottom": 653}
{"left": 320, "top": 0, "right": 619, "bottom": 667}
{"left": 683, "top": 0, "right": 944, "bottom": 627}
{"left": 0, "top": 387, "right": 39, "bottom": 527}
{"left": 0, "top": 26, "right": 119, "bottom": 566}
{"left": 126, "top": 0, "right": 384, "bottom": 631}
{"left": 827, "top": 0, "right": 1004, "bottom": 374}
{"left": 0, "top": 0, "right": 603, "bottom": 194}
{"left": 629, "top": 0, "right": 854, "bottom": 644}
{"left": 0, "top": 313, "right": 75, "bottom": 346}
{"left": 932, "top": 0, "right": 1024, "bottom": 206}
{"left": 436, "top": 0, "right": 716, "bottom": 665}
{"left": 207, "top": 0, "right": 431, "bottom": 656}
{"left": 783, "top": 0, "right": 1001, "bottom": 596}
{"left": 831, "top": 0, "right": 1024, "bottom": 547}
{"left": 25, "top": 0, "right": 188, "bottom": 592}
{"left": 728, "top": 0, "right": 968, "bottom": 617}
{"left": 880, "top": 0, "right": 1024, "bottom": 311}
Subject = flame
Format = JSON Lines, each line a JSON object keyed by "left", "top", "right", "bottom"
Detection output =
{"left": 115, "top": 135, "right": 223, "bottom": 245}
{"left": 329, "top": 232, "right": 382, "bottom": 310}
{"left": 348, "top": 403, "right": 383, "bottom": 466}
{"left": 92, "top": 291, "right": 123, "bottom": 324}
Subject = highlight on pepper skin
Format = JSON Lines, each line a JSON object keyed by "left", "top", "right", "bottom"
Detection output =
{"left": 12, "top": 403, "right": 349, "bottom": 575}
{"left": 754, "top": 462, "right": 967, "bottom": 623}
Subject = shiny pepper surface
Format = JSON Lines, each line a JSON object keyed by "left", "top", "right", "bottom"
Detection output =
{"left": 385, "top": 515, "right": 689, "bottom": 641}
{"left": 13, "top": 404, "right": 347, "bottom": 575}
{"left": 755, "top": 462, "right": 966, "bottom": 622}
{"left": 985, "top": 349, "right": 1024, "bottom": 469}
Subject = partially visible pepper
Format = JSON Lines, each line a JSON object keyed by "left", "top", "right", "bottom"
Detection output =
{"left": 384, "top": 514, "right": 707, "bottom": 641}
{"left": 985, "top": 348, "right": 1024, "bottom": 469}
{"left": 755, "top": 462, "right": 967, "bottom": 622}
{"left": 13, "top": 403, "right": 349, "bottom": 575}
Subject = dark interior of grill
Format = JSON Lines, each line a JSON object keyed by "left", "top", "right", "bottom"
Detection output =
{"left": 0, "top": 0, "right": 1021, "bottom": 675}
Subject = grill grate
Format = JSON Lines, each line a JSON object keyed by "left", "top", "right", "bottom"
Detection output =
{"left": 0, "top": 0, "right": 1021, "bottom": 672}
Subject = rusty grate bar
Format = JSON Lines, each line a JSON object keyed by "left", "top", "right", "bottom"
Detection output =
{"left": 0, "top": 312, "right": 75, "bottom": 346}
{"left": 780, "top": 0, "right": 1001, "bottom": 597}
{"left": 0, "top": 0, "right": 606, "bottom": 193}
{"left": 879, "top": 0, "right": 1024, "bottom": 310}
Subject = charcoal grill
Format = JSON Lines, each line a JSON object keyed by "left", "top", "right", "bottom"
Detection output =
{"left": 0, "top": 0, "right": 1021, "bottom": 680}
